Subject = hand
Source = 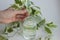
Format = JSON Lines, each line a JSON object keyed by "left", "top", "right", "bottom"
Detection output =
{"left": 0, "top": 7, "right": 29, "bottom": 24}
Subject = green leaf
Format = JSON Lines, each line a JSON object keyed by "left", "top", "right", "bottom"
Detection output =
{"left": 47, "top": 22, "right": 53, "bottom": 25}
{"left": 38, "top": 19, "right": 45, "bottom": 26}
{"left": 15, "top": 0, "right": 22, "bottom": 5}
{"left": 7, "top": 27, "right": 13, "bottom": 33}
{"left": 15, "top": 0, "right": 20, "bottom": 4}
{"left": 12, "top": 23, "right": 18, "bottom": 28}
{"left": 19, "top": 1, "right": 23, "bottom": 6}
{"left": 34, "top": 10, "right": 41, "bottom": 15}
{"left": 11, "top": 4, "right": 19, "bottom": 9}
{"left": 17, "top": 22, "right": 20, "bottom": 27}
{"left": 45, "top": 27, "right": 52, "bottom": 34}
{"left": 30, "top": 7, "right": 41, "bottom": 15}
{"left": 30, "top": 1, "right": 34, "bottom": 5}
{"left": 46, "top": 22, "right": 56, "bottom": 28}
{"left": 31, "top": 8, "right": 36, "bottom": 15}
{"left": 36, "top": 19, "right": 45, "bottom": 29}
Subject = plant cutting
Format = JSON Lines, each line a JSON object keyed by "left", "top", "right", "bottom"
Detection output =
{"left": 0, "top": 0, "right": 56, "bottom": 40}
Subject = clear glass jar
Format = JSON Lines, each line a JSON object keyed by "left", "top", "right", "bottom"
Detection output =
{"left": 23, "top": 16, "right": 37, "bottom": 40}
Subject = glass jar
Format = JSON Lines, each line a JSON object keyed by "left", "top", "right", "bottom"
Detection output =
{"left": 23, "top": 16, "right": 37, "bottom": 40}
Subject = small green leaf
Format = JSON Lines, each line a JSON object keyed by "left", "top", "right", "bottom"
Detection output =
{"left": 17, "top": 22, "right": 20, "bottom": 27}
{"left": 15, "top": 0, "right": 22, "bottom": 5}
{"left": 31, "top": 8, "right": 36, "bottom": 15}
{"left": 30, "top": 7, "right": 41, "bottom": 15}
{"left": 35, "top": 10, "right": 41, "bottom": 15}
{"left": 36, "top": 19, "right": 45, "bottom": 29}
{"left": 15, "top": 0, "right": 20, "bottom": 4}
{"left": 11, "top": 4, "right": 19, "bottom": 9}
{"left": 45, "top": 27, "right": 52, "bottom": 34}
{"left": 30, "top": 1, "right": 34, "bottom": 5}
{"left": 12, "top": 23, "right": 18, "bottom": 28}
{"left": 46, "top": 22, "right": 56, "bottom": 28}
{"left": 7, "top": 27, "right": 13, "bottom": 33}
{"left": 38, "top": 19, "right": 45, "bottom": 26}
{"left": 19, "top": 1, "right": 22, "bottom": 6}
{"left": 47, "top": 22, "right": 53, "bottom": 25}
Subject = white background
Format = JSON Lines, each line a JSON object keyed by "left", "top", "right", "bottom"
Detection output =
{"left": 0, "top": 0, "right": 60, "bottom": 40}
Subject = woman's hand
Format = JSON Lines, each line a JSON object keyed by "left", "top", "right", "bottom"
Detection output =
{"left": 0, "top": 7, "right": 29, "bottom": 24}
